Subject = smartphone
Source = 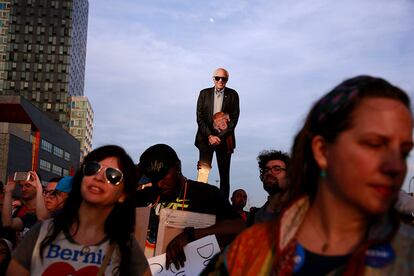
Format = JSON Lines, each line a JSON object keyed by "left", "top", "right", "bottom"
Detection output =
{"left": 13, "top": 172, "right": 31, "bottom": 182}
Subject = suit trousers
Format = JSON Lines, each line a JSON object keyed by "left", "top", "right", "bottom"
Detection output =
{"left": 198, "top": 144, "right": 232, "bottom": 200}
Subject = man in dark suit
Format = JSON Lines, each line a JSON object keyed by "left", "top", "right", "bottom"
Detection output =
{"left": 195, "top": 68, "right": 240, "bottom": 199}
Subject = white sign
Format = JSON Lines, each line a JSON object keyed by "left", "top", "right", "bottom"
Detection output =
{"left": 148, "top": 235, "right": 220, "bottom": 276}
{"left": 155, "top": 209, "right": 216, "bottom": 256}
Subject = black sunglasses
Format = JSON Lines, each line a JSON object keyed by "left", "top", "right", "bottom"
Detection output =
{"left": 214, "top": 76, "right": 228, "bottom": 82}
{"left": 83, "top": 161, "right": 124, "bottom": 186}
{"left": 42, "top": 190, "right": 61, "bottom": 198}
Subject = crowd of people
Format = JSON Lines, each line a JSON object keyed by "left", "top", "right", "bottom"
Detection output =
{"left": 0, "top": 173, "right": 75, "bottom": 273}
{"left": 0, "top": 73, "right": 414, "bottom": 275}
{"left": 203, "top": 75, "right": 414, "bottom": 275}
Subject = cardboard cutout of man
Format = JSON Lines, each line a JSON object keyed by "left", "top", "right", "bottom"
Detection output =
{"left": 195, "top": 68, "right": 240, "bottom": 199}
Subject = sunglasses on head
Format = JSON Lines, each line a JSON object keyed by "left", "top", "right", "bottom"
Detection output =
{"left": 83, "top": 161, "right": 124, "bottom": 186}
{"left": 214, "top": 76, "right": 228, "bottom": 82}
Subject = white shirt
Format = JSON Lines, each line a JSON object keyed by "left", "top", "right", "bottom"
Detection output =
{"left": 213, "top": 88, "right": 224, "bottom": 115}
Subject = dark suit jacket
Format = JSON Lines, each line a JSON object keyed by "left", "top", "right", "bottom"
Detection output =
{"left": 195, "top": 87, "right": 240, "bottom": 151}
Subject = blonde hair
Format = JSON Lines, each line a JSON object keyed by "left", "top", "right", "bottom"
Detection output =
{"left": 213, "top": 111, "right": 230, "bottom": 121}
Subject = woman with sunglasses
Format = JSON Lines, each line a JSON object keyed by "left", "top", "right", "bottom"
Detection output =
{"left": 7, "top": 145, "right": 150, "bottom": 275}
{"left": 203, "top": 76, "right": 414, "bottom": 275}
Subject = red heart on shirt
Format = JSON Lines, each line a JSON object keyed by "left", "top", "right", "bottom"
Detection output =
{"left": 42, "top": 262, "right": 100, "bottom": 275}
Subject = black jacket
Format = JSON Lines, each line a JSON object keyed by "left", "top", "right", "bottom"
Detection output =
{"left": 194, "top": 87, "right": 240, "bottom": 150}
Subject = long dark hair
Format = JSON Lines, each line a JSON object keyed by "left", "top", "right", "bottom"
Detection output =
{"left": 290, "top": 75, "right": 411, "bottom": 200}
{"left": 40, "top": 145, "right": 137, "bottom": 274}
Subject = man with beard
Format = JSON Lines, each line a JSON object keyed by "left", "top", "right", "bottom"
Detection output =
{"left": 2, "top": 171, "right": 42, "bottom": 242}
{"left": 249, "top": 150, "right": 290, "bottom": 225}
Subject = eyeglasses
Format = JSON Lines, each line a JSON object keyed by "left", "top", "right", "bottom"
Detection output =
{"left": 214, "top": 76, "right": 228, "bottom": 82}
{"left": 83, "top": 161, "right": 124, "bottom": 186}
{"left": 260, "top": 166, "right": 286, "bottom": 175}
{"left": 43, "top": 190, "right": 61, "bottom": 198}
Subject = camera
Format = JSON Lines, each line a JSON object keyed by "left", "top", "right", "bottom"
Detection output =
{"left": 13, "top": 172, "right": 31, "bottom": 182}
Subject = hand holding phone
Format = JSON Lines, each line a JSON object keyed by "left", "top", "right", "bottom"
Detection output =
{"left": 13, "top": 172, "right": 31, "bottom": 182}
{"left": 27, "top": 171, "right": 42, "bottom": 190}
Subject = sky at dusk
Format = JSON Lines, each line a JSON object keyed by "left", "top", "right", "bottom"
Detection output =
{"left": 85, "top": 0, "right": 414, "bottom": 207}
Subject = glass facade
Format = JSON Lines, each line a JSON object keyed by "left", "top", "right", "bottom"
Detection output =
{"left": 0, "top": 0, "right": 89, "bottom": 127}
{"left": 41, "top": 138, "right": 52, "bottom": 152}
{"left": 39, "top": 159, "right": 51, "bottom": 172}
{"left": 39, "top": 137, "right": 73, "bottom": 176}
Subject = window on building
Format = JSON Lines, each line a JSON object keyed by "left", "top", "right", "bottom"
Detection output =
{"left": 64, "top": 151, "right": 70, "bottom": 161}
{"left": 53, "top": 146, "right": 64, "bottom": 158}
{"left": 52, "top": 164, "right": 62, "bottom": 176}
{"left": 39, "top": 159, "right": 51, "bottom": 172}
{"left": 62, "top": 168, "right": 69, "bottom": 176}
{"left": 41, "top": 139, "right": 52, "bottom": 153}
{"left": 59, "top": 114, "right": 66, "bottom": 122}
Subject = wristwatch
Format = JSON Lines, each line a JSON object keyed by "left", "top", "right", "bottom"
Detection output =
{"left": 183, "top": 227, "right": 195, "bottom": 241}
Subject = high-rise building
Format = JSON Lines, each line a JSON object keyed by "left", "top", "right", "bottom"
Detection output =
{"left": 67, "top": 95, "right": 93, "bottom": 160}
{"left": 0, "top": 0, "right": 89, "bottom": 127}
